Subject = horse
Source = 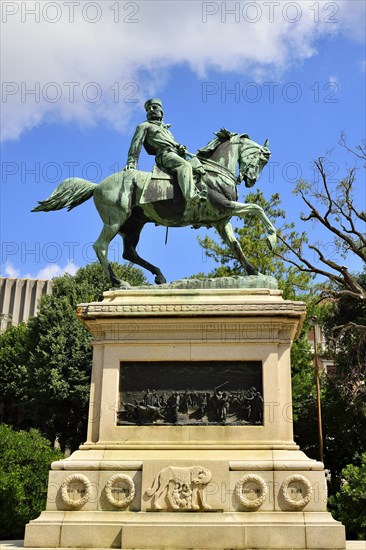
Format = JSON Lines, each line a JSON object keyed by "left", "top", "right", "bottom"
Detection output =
{"left": 32, "top": 129, "right": 276, "bottom": 288}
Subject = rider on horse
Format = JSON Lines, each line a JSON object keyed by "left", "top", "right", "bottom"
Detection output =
{"left": 124, "top": 98, "right": 207, "bottom": 210}
{"left": 33, "top": 118, "right": 275, "bottom": 287}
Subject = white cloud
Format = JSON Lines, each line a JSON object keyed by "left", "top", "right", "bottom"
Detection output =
{"left": 329, "top": 75, "right": 339, "bottom": 84}
{"left": 328, "top": 75, "right": 340, "bottom": 91}
{"left": 1, "top": 0, "right": 364, "bottom": 141}
{"left": 2, "top": 262, "right": 21, "bottom": 278}
{"left": 1, "top": 261, "right": 79, "bottom": 280}
{"left": 34, "top": 261, "right": 79, "bottom": 280}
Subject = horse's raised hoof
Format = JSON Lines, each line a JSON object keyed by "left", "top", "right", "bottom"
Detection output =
{"left": 155, "top": 274, "right": 167, "bottom": 285}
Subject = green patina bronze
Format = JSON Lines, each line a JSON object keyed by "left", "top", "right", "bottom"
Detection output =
{"left": 127, "top": 275, "right": 278, "bottom": 291}
{"left": 125, "top": 98, "right": 207, "bottom": 209}
{"left": 32, "top": 99, "right": 276, "bottom": 288}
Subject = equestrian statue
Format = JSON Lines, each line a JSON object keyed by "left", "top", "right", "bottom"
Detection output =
{"left": 32, "top": 98, "right": 276, "bottom": 288}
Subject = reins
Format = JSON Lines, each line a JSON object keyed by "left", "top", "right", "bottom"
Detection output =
{"left": 198, "top": 157, "right": 238, "bottom": 186}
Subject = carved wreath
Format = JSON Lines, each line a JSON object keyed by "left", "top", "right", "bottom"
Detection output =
{"left": 105, "top": 474, "right": 135, "bottom": 508}
{"left": 281, "top": 474, "right": 313, "bottom": 509}
{"left": 235, "top": 474, "right": 267, "bottom": 509}
{"left": 60, "top": 474, "right": 92, "bottom": 509}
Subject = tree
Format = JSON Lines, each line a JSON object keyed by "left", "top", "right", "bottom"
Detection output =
{"left": 278, "top": 138, "right": 365, "bottom": 302}
{"left": 49, "top": 261, "right": 147, "bottom": 305}
{"left": 275, "top": 140, "right": 366, "bottom": 533}
{"left": 324, "top": 271, "right": 366, "bottom": 405}
{"left": 0, "top": 323, "right": 31, "bottom": 428}
{"left": 26, "top": 294, "right": 94, "bottom": 451}
{"left": 0, "top": 424, "right": 63, "bottom": 540}
{"left": 0, "top": 262, "right": 147, "bottom": 451}
{"left": 290, "top": 318, "right": 319, "bottom": 459}
{"left": 276, "top": 139, "right": 366, "bottom": 431}
{"left": 322, "top": 379, "right": 366, "bottom": 490}
{"left": 316, "top": 271, "right": 366, "bottom": 488}
{"left": 198, "top": 190, "right": 313, "bottom": 299}
{"left": 328, "top": 452, "right": 366, "bottom": 540}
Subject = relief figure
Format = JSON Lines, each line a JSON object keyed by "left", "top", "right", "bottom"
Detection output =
{"left": 145, "top": 466, "right": 212, "bottom": 511}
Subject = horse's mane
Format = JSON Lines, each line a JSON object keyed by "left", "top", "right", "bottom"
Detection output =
{"left": 215, "top": 128, "right": 236, "bottom": 140}
{"left": 197, "top": 128, "right": 248, "bottom": 159}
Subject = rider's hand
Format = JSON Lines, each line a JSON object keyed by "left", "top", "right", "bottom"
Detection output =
{"left": 178, "top": 145, "right": 187, "bottom": 158}
{"left": 123, "top": 163, "right": 136, "bottom": 171}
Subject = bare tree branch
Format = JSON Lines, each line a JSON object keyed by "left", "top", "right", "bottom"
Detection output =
{"left": 339, "top": 132, "right": 366, "bottom": 165}
{"left": 280, "top": 139, "right": 366, "bottom": 302}
{"left": 277, "top": 235, "right": 346, "bottom": 287}
{"left": 298, "top": 187, "right": 365, "bottom": 262}
{"left": 332, "top": 322, "right": 366, "bottom": 333}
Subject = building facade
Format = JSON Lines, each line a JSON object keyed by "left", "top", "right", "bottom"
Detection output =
{"left": 0, "top": 277, "right": 53, "bottom": 332}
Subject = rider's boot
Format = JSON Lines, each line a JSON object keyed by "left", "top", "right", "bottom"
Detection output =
{"left": 188, "top": 189, "right": 207, "bottom": 208}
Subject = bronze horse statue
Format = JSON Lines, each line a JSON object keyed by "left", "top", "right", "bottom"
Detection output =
{"left": 33, "top": 129, "right": 276, "bottom": 287}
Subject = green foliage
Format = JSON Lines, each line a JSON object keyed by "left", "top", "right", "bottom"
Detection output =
{"left": 50, "top": 261, "right": 147, "bottom": 305}
{"left": 198, "top": 190, "right": 313, "bottom": 299}
{"left": 319, "top": 271, "right": 366, "bottom": 486}
{"left": 0, "top": 424, "right": 63, "bottom": 540}
{"left": 322, "top": 382, "right": 366, "bottom": 485}
{"left": 290, "top": 321, "right": 319, "bottom": 459}
{"left": 0, "top": 323, "right": 31, "bottom": 427}
{"left": 26, "top": 295, "right": 93, "bottom": 451}
{"left": 328, "top": 453, "right": 366, "bottom": 540}
{"left": 0, "top": 262, "right": 147, "bottom": 451}
{"left": 291, "top": 331, "right": 315, "bottom": 407}
{"left": 323, "top": 270, "right": 366, "bottom": 406}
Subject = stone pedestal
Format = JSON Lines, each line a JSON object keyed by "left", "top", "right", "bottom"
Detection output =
{"left": 24, "top": 288, "right": 346, "bottom": 549}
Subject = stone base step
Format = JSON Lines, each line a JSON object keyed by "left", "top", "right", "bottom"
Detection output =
{"left": 23, "top": 511, "right": 346, "bottom": 549}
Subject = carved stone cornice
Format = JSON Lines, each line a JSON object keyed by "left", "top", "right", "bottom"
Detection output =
{"left": 79, "top": 302, "right": 306, "bottom": 316}
{"left": 77, "top": 288, "right": 306, "bottom": 339}
{"left": 77, "top": 289, "right": 305, "bottom": 317}
{"left": 86, "top": 320, "right": 296, "bottom": 343}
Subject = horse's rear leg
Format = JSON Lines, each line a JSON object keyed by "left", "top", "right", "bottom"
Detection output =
{"left": 93, "top": 224, "right": 131, "bottom": 288}
{"left": 121, "top": 224, "right": 167, "bottom": 285}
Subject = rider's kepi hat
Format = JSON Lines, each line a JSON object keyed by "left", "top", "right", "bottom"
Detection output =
{"left": 144, "top": 98, "right": 163, "bottom": 111}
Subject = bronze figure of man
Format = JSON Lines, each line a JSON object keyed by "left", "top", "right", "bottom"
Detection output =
{"left": 124, "top": 98, "right": 206, "bottom": 208}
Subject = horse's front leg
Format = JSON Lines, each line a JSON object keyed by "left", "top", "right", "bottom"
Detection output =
{"left": 231, "top": 201, "right": 277, "bottom": 250}
{"left": 215, "top": 221, "right": 259, "bottom": 276}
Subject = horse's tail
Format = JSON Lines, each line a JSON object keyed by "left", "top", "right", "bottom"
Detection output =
{"left": 32, "top": 178, "right": 96, "bottom": 212}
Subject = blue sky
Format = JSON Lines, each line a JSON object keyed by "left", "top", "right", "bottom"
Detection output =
{"left": 1, "top": 0, "right": 365, "bottom": 284}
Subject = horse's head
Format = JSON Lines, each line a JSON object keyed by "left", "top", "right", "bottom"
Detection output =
{"left": 237, "top": 135, "right": 271, "bottom": 188}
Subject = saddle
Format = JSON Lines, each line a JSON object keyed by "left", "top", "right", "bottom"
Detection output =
{"left": 140, "top": 157, "right": 205, "bottom": 205}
